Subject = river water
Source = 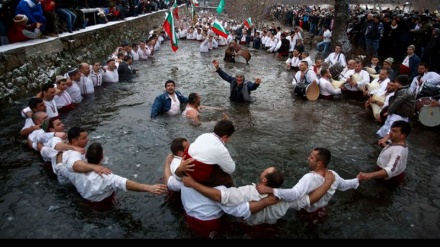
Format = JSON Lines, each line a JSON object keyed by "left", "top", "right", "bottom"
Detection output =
{"left": 1, "top": 40, "right": 440, "bottom": 239}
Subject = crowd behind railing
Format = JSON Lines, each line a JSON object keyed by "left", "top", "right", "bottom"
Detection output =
{"left": 0, "top": 0, "right": 188, "bottom": 45}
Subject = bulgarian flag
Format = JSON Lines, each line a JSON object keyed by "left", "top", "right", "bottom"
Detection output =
{"left": 243, "top": 17, "right": 252, "bottom": 29}
{"left": 172, "top": 1, "right": 179, "bottom": 20}
{"left": 163, "top": 11, "right": 178, "bottom": 52}
{"left": 211, "top": 19, "right": 229, "bottom": 39}
{"left": 192, "top": 0, "right": 199, "bottom": 6}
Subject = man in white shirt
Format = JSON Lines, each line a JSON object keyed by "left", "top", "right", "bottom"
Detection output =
{"left": 65, "top": 68, "right": 83, "bottom": 104}
{"left": 324, "top": 44, "right": 347, "bottom": 68}
{"left": 40, "top": 82, "right": 59, "bottom": 118}
{"left": 78, "top": 62, "right": 95, "bottom": 95}
{"left": 54, "top": 75, "right": 75, "bottom": 113}
{"left": 185, "top": 119, "right": 236, "bottom": 187}
{"left": 316, "top": 25, "right": 332, "bottom": 53}
{"left": 56, "top": 129, "right": 167, "bottom": 202}
{"left": 102, "top": 58, "right": 119, "bottom": 83}
{"left": 341, "top": 60, "right": 370, "bottom": 99}
{"left": 319, "top": 68, "right": 342, "bottom": 100}
{"left": 180, "top": 163, "right": 335, "bottom": 226}
{"left": 257, "top": 147, "right": 360, "bottom": 213}
{"left": 409, "top": 62, "right": 440, "bottom": 98}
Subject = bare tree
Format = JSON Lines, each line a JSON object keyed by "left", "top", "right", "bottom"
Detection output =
{"left": 224, "top": 0, "right": 277, "bottom": 28}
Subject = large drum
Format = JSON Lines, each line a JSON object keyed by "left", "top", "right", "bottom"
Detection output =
{"left": 306, "top": 81, "right": 320, "bottom": 101}
{"left": 329, "top": 62, "right": 344, "bottom": 80}
{"left": 415, "top": 97, "right": 440, "bottom": 127}
{"left": 235, "top": 49, "right": 251, "bottom": 64}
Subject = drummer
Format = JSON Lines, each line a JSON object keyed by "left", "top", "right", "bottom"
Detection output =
{"left": 324, "top": 44, "right": 347, "bottom": 68}
{"left": 292, "top": 61, "right": 319, "bottom": 99}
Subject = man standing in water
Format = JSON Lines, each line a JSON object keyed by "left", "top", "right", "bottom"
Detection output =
{"left": 150, "top": 79, "right": 189, "bottom": 119}
{"left": 212, "top": 60, "right": 261, "bottom": 102}
{"left": 358, "top": 120, "right": 411, "bottom": 184}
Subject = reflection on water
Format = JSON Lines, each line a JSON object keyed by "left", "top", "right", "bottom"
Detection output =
{"left": 0, "top": 40, "right": 439, "bottom": 238}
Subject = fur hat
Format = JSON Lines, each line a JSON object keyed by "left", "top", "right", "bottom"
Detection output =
{"left": 13, "top": 14, "right": 28, "bottom": 26}
{"left": 55, "top": 76, "right": 67, "bottom": 84}
{"left": 384, "top": 57, "right": 394, "bottom": 65}
{"left": 68, "top": 68, "right": 80, "bottom": 77}
{"left": 393, "top": 74, "right": 410, "bottom": 86}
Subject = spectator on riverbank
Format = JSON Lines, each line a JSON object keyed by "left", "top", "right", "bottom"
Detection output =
{"left": 8, "top": 14, "right": 42, "bottom": 43}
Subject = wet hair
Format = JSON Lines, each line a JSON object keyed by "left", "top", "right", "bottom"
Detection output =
{"left": 41, "top": 82, "right": 55, "bottom": 93}
{"left": 391, "top": 120, "right": 411, "bottom": 137}
{"left": 165, "top": 79, "right": 175, "bottom": 87}
{"left": 68, "top": 127, "right": 87, "bottom": 143}
{"left": 213, "top": 120, "right": 235, "bottom": 138}
{"left": 28, "top": 97, "right": 43, "bottom": 109}
{"left": 86, "top": 142, "right": 104, "bottom": 165}
{"left": 44, "top": 117, "right": 59, "bottom": 132}
{"left": 188, "top": 93, "right": 199, "bottom": 104}
{"left": 265, "top": 167, "right": 284, "bottom": 188}
{"left": 170, "top": 137, "right": 188, "bottom": 155}
{"left": 313, "top": 147, "right": 331, "bottom": 167}
{"left": 123, "top": 55, "right": 132, "bottom": 61}
{"left": 32, "top": 111, "right": 46, "bottom": 124}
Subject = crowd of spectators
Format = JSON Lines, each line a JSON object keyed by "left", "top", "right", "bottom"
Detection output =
{"left": 0, "top": 0, "right": 186, "bottom": 45}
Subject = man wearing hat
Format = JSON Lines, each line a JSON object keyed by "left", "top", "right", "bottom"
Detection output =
{"left": 54, "top": 75, "right": 74, "bottom": 113}
{"left": 14, "top": 0, "right": 46, "bottom": 34}
{"left": 398, "top": 44, "right": 420, "bottom": 81}
{"left": 7, "top": 14, "right": 42, "bottom": 43}
{"left": 212, "top": 59, "right": 261, "bottom": 103}
{"left": 377, "top": 75, "right": 415, "bottom": 147}
{"left": 65, "top": 68, "right": 83, "bottom": 104}
{"left": 382, "top": 57, "right": 395, "bottom": 80}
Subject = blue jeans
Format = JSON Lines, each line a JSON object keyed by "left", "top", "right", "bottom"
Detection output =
{"left": 55, "top": 8, "right": 77, "bottom": 32}
{"left": 316, "top": 41, "right": 331, "bottom": 53}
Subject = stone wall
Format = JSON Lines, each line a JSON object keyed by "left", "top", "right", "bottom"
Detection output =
{"left": 0, "top": 8, "right": 182, "bottom": 108}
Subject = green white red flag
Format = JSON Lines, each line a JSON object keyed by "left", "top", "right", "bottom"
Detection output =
{"left": 172, "top": 1, "right": 179, "bottom": 20}
{"left": 243, "top": 17, "right": 252, "bottom": 29}
{"left": 211, "top": 19, "right": 229, "bottom": 39}
{"left": 163, "top": 11, "right": 178, "bottom": 52}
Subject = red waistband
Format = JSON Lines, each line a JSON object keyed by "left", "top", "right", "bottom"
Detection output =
{"left": 184, "top": 148, "right": 214, "bottom": 183}
{"left": 184, "top": 213, "right": 224, "bottom": 238}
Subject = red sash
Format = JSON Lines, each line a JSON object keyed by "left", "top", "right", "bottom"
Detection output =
{"left": 398, "top": 65, "right": 411, "bottom": 75}
{"left": 184, "top": 213, "right": 224, "bottom": 238}
{"left": 375, "top": 165, "right": 405, "bottom": 184}
{"left": 58, "top": 103, "right": 75, "bottom": 113}
{"left": 319, "top": 94, "right": 334, "bottom": 100}
{"left": 184, "top": 147, "right": 234, "bottom": 187}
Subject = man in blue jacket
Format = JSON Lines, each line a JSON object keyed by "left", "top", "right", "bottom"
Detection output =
{"left": 150, "top": 79, "right": 188, "bottom": 119}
